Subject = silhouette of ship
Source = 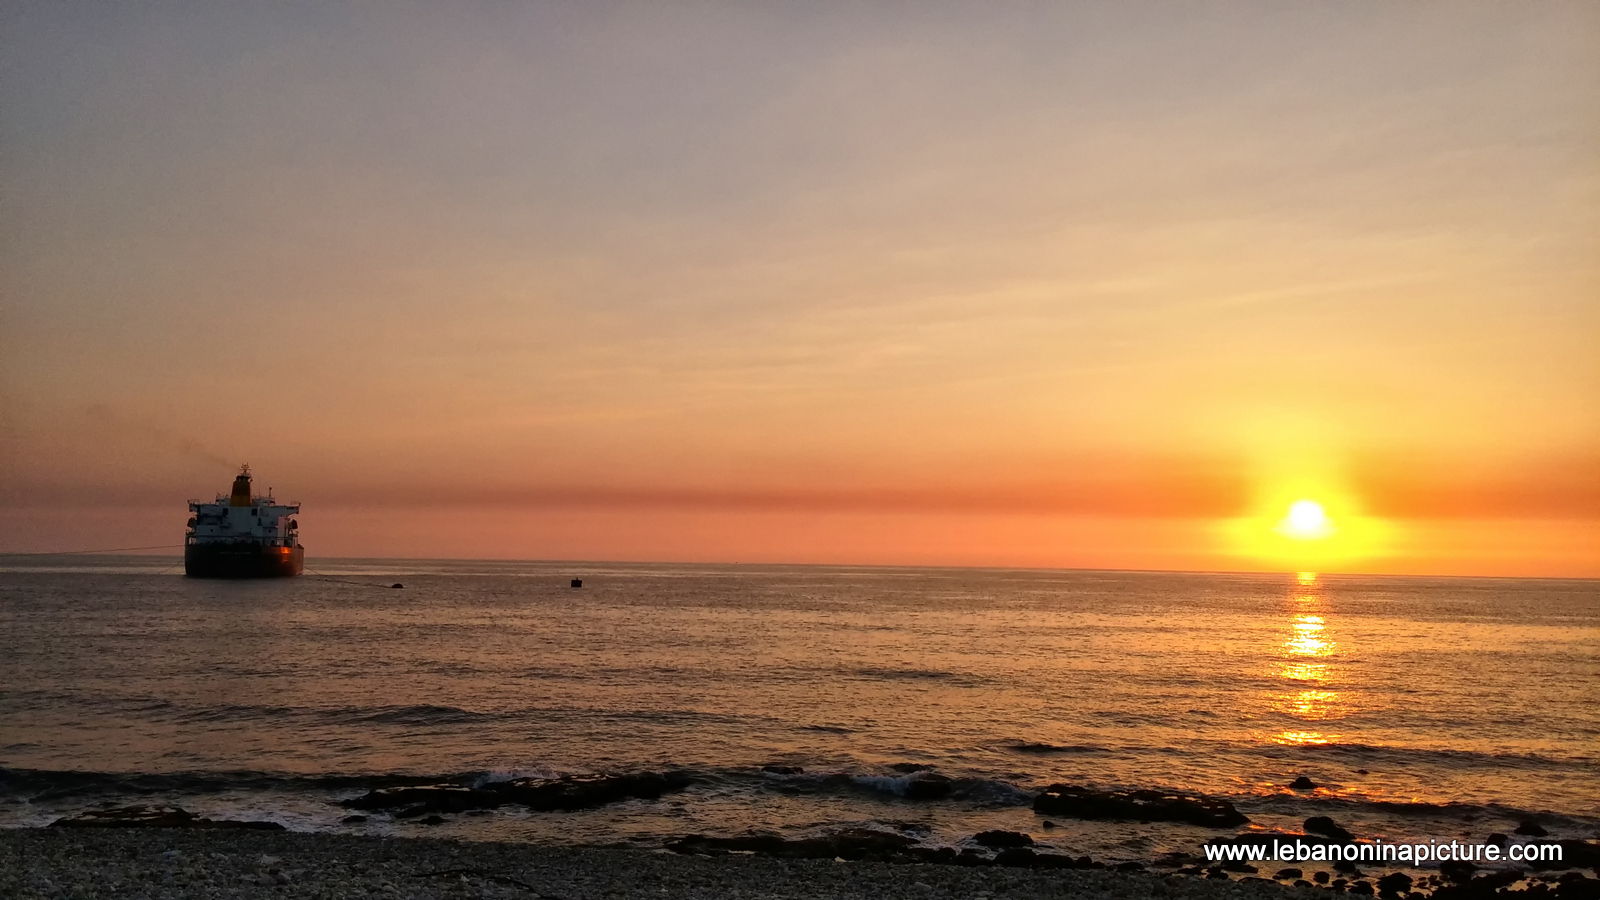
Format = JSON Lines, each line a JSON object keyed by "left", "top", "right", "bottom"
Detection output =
{"left": 185, "top": 466, "right": 304, "bottom": 578}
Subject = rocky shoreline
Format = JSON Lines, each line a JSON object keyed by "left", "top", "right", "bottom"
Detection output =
{"left": 26, "top": 771, "right": 1600, "bottom": 899}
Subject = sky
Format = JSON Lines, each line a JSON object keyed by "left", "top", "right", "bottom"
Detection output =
{"left": 2, "top": 2, "right": 1597, "bottom": 575}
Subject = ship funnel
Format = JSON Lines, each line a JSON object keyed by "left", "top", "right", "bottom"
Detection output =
{"left": 229, "top": 465, "right": 253, "bottom": 506}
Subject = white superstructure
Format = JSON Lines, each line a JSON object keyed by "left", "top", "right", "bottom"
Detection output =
{"left": 187, "top": 465, "right": 301, "bottom": 548}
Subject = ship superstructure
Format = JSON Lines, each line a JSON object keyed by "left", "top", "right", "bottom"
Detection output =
{"left": 185, "top": 466, "right": 304, "bottom": 578}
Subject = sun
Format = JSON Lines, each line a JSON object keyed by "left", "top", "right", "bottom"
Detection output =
{"left": 1276, "top": 500, "right": 1335, "bottom": 541}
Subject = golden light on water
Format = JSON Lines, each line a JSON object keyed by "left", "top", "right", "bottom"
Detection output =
{"left": 1266, "top": 572, "right": 1351, "bottom": 747}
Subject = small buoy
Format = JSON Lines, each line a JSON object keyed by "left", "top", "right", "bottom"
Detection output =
{"left": 391, "top": 583, "right": 403, "bottom": 589}
{"left": 570, "top": 579, "right": 583, "bottom": 588}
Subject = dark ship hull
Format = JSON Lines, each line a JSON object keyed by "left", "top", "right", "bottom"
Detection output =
{"left": 185, "top": 543, "right": 304, "bottom": 578}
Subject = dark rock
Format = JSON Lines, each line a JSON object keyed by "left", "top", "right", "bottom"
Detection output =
{"left": 1334, "top": 859, "right": 1364, "bottom": 876}
{"left": 667, "top": 828, "right": 916, "bottom": 862}
{"left": 391, "top": 583, "right": 403, "bottom": 589}
{"left": 1041, "top": 820, "right": 1057, "bottom": 829}
{"left": 1349, "top": 881, "right": 1375, "bottom": 895}
{"left": 1488, "top": 833, "right": 1509, "bottom": 846}
{"left": 890, "top": 763, "right": 934, "bottom": 773}
{"left": 1470, "top": 870, "right": 1525, "bottom": 892}
{"left": 1206, "top": 867, "right": 1230, "bottom": 880}
{"left": 1290, "top": 776, "right": 1318, "bottom": 790}
{"left": 570, "top": 579, "right": 582, "bottom": 588}
{"left": 761, "top": 765, "right": 803, "bottom": 775}
{"left": 486, "top": 771, "right": 692, "bottom": 811}
{"left": 1355, "top": 769, "right": 1369, "bottom": 775}
{"left": 1377, "top": 872, "right": 1414, "bottom": 895}
{"left": 1306, "top": 816, "right": 1356, "bottom": 842}
{"left": 973, "top": 830, "right": 1033, "bottom": 849}
{"left": 340, "top": 815, "right": 368, "bottom": 824}
{"left": 49, "top": 805, "right": 285, "bottom": 831}
{"left": 1555, "top": 840, "right": 1600, "bottom": 870}
{"left": 954, "top": 848, "right": 991, "bottom": 866}
{"left": 1221, "top": 860, "right": 1258, "bottom": 874}
{"left": 1517, "top": 820, "right": 1551, "bottom": 837}
{"left": 418, "top": 814, "right": 446, "bottom": 825}
{"left": 1332, "top": 878, "right": 1348, "bottom": 890}
{"left": 829, "top": 828, "right": 919, "bottom": 859}
{"left": 1555, "top": 874, "right": 1600, "bottom": 900}
{"left": 900, "top": 772, "right": 954, "bottom": 800}
{"left": 994, "top": 848, "right": 1037, "bottom": 867}
{"left": 1438, "top": 859, "right": 1477, "bottom": 884}
{"left": 1276, "top": 868, "right": 1304, "bottom": 879}
{"left": 341, "top": 785, "right": 503, "bottom": 814}
{"left": 1315, "top": 871, "right": 1331, "bottom": 884}
{"left": 1114, "top": 861, "right": 1145, "bottom": 872}
{"left": 1032, "top": 785, "right": 1248, "bottom": 827}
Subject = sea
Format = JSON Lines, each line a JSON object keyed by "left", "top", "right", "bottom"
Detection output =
{"left": 2, "top": 557, "right": 1596, "bottom": 867}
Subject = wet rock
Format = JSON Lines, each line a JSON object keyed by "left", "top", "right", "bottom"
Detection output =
{"left": 890, "top": 763, "right": 935, "bottom": 774}
{"left": 1334, "top": 859, "right": 1364, "bottom": 876}
{"left": 1032, "top": 785, "right": 1248, "bottom": 827}
{"left": 1438, "top": 859, "right": 1477, "bottom": 884}
{"left": 1555, "top": 874, "right": 1600, "bottom": 900}
{"left": 486, "top": 771, "right": 692, "bottom": 811}
{"left": 340, "top": 785, "right": 504, "bottom": 814}
{"left": 417, "top": 815, "right": 446, "bottom": 825}
{"left": 761, "top": 765, "right": 803, "bottom": 775}
{"left": 339, "top": 815, "right": 368, "bottom": 824}
{"left": 1290, "top": 776, "right": 1318, "bottom": 790}
{"left": 1306, "top": 816, "right": 1355, "bottom": 842}
{"left": 1314, "top": 871, "right": 1331, "bottom": 884}
{"left": 1517, "top": 820, "right": 1551, "bottom": 837}
{"left": 1041, "top": 820, "right": 1057, "bottom": 829}
{"left": 49, "top": 805, "right": 285, "bottom": 831}
{"left": 990, "top": 847, "right": 1102, "bottom": 869}
{"left": 1469, "top": 870, "right": 1525, "bottom": 892}
{"left": 667, "top": 828, "right": 918, "bottom": 862}
{"left": 1555, "top": 840, "right": 1600, "bottom": 870}
{"left": 1488, "top": 833, "right": 1509, "bottom": 846}
{"left": 973, "top": 830, "right": 1033, "bottom": 849}
{"left": 1376, "top": 871, "right": 1414, "bottom": 896}
{"left": 994, "top": 848, "right": 1037, "bottom": 867}
{"left": 1349, "top": 880, "right": 1375, "bottom": 895}
{"left": 1276, "top": 868, "right": 1304, "bottom": 879}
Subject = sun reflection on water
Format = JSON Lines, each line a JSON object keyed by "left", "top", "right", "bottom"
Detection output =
{"left": 1267, "top": 572, "right": 1349, "bottom": 746}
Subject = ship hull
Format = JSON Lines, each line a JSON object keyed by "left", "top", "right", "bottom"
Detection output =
{"left": 185, "top": 544, "right": 304, "bottom": 578}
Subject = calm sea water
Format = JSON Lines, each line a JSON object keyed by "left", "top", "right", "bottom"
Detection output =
{"left": 2, "top": 557, "right": 1596, "bottom": 863}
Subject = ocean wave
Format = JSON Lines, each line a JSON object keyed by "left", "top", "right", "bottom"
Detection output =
{"left": 847, "top": 667, "right": 987, "bottom": 686}
{"left": 351, "top": 705, "right": 500, "bottom": 726}
{"left": 1255, "top": 739, "right": 1598, "bottom": 769}
{"left": 1006, "top": 742, "right": 1110, "bottom": 754}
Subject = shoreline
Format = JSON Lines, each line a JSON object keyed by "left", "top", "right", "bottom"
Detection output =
{"left": 2, "top": 828, "right": 1309, "bottom": 900}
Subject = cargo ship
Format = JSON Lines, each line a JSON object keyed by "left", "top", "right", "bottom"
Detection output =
{"left": 185, "top": 466, "right": 303, "bottom": 578}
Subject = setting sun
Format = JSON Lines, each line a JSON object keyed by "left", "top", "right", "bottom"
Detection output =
{"left": 1278, "top": 500, "right": 1334, "bottom": 541}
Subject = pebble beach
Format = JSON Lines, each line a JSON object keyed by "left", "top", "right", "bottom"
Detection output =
{"left": 1, "top": 829, "right": 1309, "bottom": 900}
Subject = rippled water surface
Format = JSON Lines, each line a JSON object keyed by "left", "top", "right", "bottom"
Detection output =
{"left": 2, "top": 557, "right": 1596, "bottom": 859}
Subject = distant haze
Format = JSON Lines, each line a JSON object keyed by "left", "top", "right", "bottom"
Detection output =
{"left": 3, "top": 3, "right": 1597, "bottom": 574}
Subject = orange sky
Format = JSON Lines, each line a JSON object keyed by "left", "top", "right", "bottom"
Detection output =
{"left": 2, "top": 4, "right": 1597, "bottom": 575}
